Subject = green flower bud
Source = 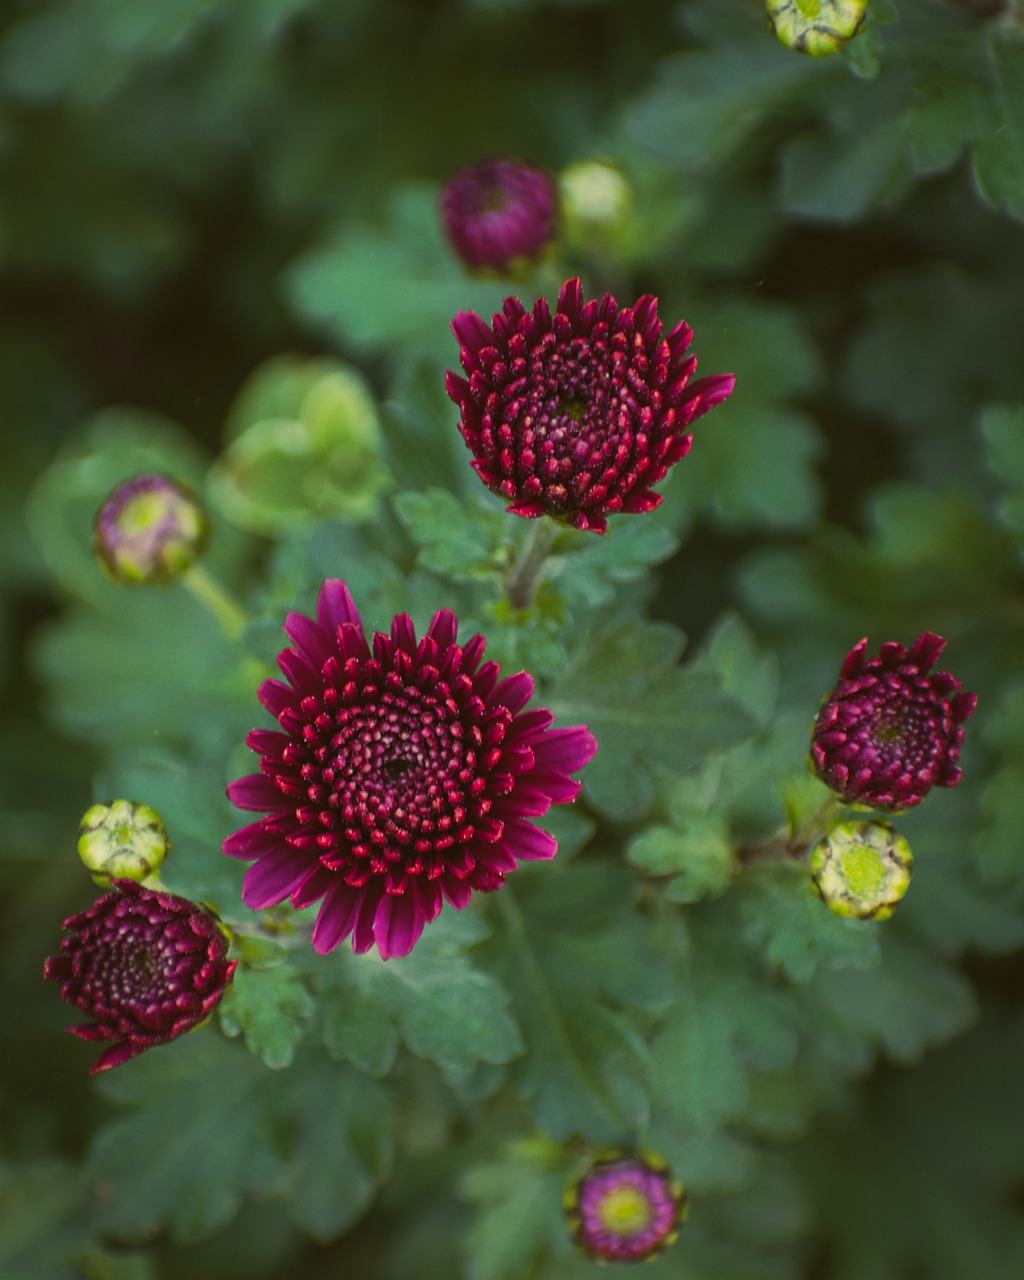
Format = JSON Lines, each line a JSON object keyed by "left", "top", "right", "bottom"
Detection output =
{"left": 93, "top": 473, "right": 209, "bottom": 586}
{"left": 810, "top": 819, "right": 912, "bottom": 921}
{"left": 78, "top": 800, "right": 170, "bottom": 888}
{"left": 559, "top": 161, "right": 634, "bottom": 244}
{"left": 767, "top": 0, "right": 868, "bottom": 57}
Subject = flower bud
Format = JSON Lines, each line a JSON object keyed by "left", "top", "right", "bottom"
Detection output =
{"left": 78, "top": 800, "right": 170, "bottom": 888}
{"left": 558, "top": 160, "right": 634, "bottom": 246}
{"left": 810, "top": 632, "right": 977, "bottom": 813}
{"left": 811, "top": 819, "right": 912, "bottom": 921}
{"left": 767, "top": 0, "right": 868, "bottom": 57}
{"left": 565, "top": 1151, "right": 687, "bottom": 1263}
{"left": 441, "top": 157, "right": 556, "bottom": 273}
{"left": 43, "top": 880, "right": 236, "bottom": 1073}
{"left": 93, "top": 472, "right": 209, "bottom": 586}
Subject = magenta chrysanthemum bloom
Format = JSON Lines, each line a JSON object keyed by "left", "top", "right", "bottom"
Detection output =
{"left": 565, "top": 1152, "right": 687, "bottom": 1263}
{"left": 43, "top": 880, "right": 236, "bottom": 1073}
{"left": 810, "top": 632, "right": 977, "bottom": 813}
{"left": 445, "top": 277, "right": 735, "bottom": 533}
{"left": 442, "top": 158, "right": 556, "bottom": 272}
{"left": 223, "top": 579, "right": 598, "bottom": 960}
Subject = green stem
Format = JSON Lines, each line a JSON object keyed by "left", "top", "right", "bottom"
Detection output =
{"left": 738, "top": 795, "right": 845, "bottom": 868}
{"left": 181, "top": 565, "right": 249, "bottom": 640}
{"left": 504, "top": 518, "right": 560, "bottom": 611}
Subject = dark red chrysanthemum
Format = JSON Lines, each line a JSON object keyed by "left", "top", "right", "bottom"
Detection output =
{"left": 810, "top": 632, "right": 977, "bottom": 813}
{"left": 43, "top": 880, "right": 235, "bottom": 1073}
{"left": 442, "top": 157, "right": 556, "bottom": 272}
{"left": 445, "top": 277, "right": 735, "bottom": 533}
{"left": 565, "top": 1152, "right": 687, "bottom": 1263}
{"left": 223, "top": 580, "right": 597, "bottom": 959}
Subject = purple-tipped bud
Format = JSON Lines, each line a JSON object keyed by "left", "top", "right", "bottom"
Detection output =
{"left": 565, "top": 1152, "right": 687, "bottom": 1263}
{"left": 810, "top": 633, "right": 977, "bottom": 813}
{"left": 43, "top": 881, "right": 236, "bottom": 1073}
{"left": 77, "top": 799, "right": 170, "bottom": 888}
{"left": 446, "top": 277, "right": 735, "bottom": 533}
{"left": 442, "top": 158, "right": 556, "bottom": 273}
{"left": 93, "top": 473, "right": 209, "bottom": 586}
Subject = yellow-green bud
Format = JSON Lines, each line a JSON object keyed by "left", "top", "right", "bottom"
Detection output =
{"left": 78, "top": 800, "right": 170, "bottom": 888}
{"left": 810, "top": 819, "right": 912, "bottom": 921}
{"left": 559, "top": 161, "right": 634, "bottom": 241}
{"left": 767, "top": 0, "right": 868, "bottom": 57}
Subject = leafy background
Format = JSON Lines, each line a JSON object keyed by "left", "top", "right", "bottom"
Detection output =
{"left": 3, "top": 1, "right": 1024, "bottom": 1277}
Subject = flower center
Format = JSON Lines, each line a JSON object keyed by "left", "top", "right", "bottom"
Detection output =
{"left": 596, "top": 1186, "right": 654, "bottom": 1237}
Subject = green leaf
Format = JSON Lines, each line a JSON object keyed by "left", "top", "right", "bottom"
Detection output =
{"left": 651, "top": 921, "right": 799, "bottom": 1132}
{"left": 485, "top": 863, "right": 671, "bottom": 1143}
{"left": 980, "top": 402, "right": 1024, "bottom": 541}
{"left": 394, "top": 488, "right": 510, "bottom": 583}
{"left": 459, "top": 1140, "right": 571, "bottom": 1280}
{"left": 218, "top": 963, "right": 314, "bottom": 1070}
{"left": 739, "top": 862, "right": 880, "bottom": 984}
{"left": 627, "top": 817, "right": 734, "bottom": 905}
{"left": 277, "top": 1056, "right": 394, "bottom": 1244}
{"left": 972, "top": 41, "right": 1024, "bottom": 223}
{"left": 89, "top": 1035, "right": 285, "bottom": 1243}
{"left": 314, "top": 910, "right": 522, "bottom": 1088}
{"left": 807, "top": 932, "right": 977, "bottom": 1064}
{"left": 283, "top": 185, "right": 535, "bottom": 364}
{"left": 0, "top": 1163, "right": 90, "bottom": 1280}
{"left": 547, "top": 619, "right": 757, "bottom": 821}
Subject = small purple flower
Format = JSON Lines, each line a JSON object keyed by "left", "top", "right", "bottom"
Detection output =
{"left": 223, "top": 580, "right": 597, "bottom": 960}
{"left": 446, "top": 277, "right": 735, "bottom": 533}
{"left": 565, "top": 1152, "right": 687, "bottom": 1263}
{"left": 93, "top": 473, "right": 209, "bottom": 586}
{"left": 43, "top": 880, "right": 236, "bottom": 1073}
{"left": 810, "top": 632, "right": 977, "bottom": 812}
{"left": 442, "top": 158, "right": 556, "bottom": 272}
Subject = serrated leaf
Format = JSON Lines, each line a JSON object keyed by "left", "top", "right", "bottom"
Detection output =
{"left": 547, "top": 619, "right": 757, "bottom": 821}
{"left": 627, "top": 817, "right": 733, "bottom": 904}
{"left": 89, "top": 1035, "right": 284, "bottom": 1243}
{"left": 739, "top": 862, "right": 880, "bottom": 984}
{"left": 218, "top": 963, "right": 313, "bottom": 1070}
{"left": 278, "top": 1056, "right": 393, "bottom": 1243}
{"left": 972, "top": 42, "right": 1024, "bottom": 223}
{"left": 393, "top": 488, "right": 510, "bottom": 583}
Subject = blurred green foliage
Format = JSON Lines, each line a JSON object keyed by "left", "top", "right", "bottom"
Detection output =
{"left": 3, "top": 0, "right": 1024, "bottom": 1277}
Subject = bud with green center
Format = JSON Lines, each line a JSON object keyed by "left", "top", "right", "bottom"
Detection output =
{"left": 558, "top": 160, "right": 634, "bottom": 250}
{"left": 810, "top": 819, "right": 912, "bottom": 921}
{"left": 78, "top": 800, "right": 170, "bottom": 888}
{"left": 93, "top": 473, "right": 209, "bottom": 586}
{"left": 767, "top": 0, "right": 868, "bottom": 57}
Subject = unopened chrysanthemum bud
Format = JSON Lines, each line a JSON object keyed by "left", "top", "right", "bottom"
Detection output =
{"left": 559, "top": 160, "right": 634, "bottom": 246}
{"left": 565, "top": 1151, "right": 687, "bottom": 1263}
{"left": 767, "top": 0, "right": 868, "bottom": 57}
{"left": 78, "top": 800, "right": 170, "bottom": 888}
{"left": 442, "top": 157, "right": 556, "bottom": 273}
{"left": 810, "top": 632, "right": 977, "bottom": 813}
{"left": 93, "top": 472, "right": 209, "bottom": 586}
{"left": 811, "top": 819, "right": 912, "bottom": 921}
{"left": 43, "top": 880, "right": 236, "bottom": 1072}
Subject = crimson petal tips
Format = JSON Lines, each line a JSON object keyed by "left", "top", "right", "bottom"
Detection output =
{"left": 224, "top": 580, "right": 597, "bottom": 959}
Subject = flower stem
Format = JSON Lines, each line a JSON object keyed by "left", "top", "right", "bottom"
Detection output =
{"left": 504, "top": 518, "right": 559, "bottom": 611}
{"left": 181, "top": 565, "right": 249, "bottom": 640}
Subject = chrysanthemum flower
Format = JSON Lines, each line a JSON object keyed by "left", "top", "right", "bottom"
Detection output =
{"left": 223, "top": 579, "right": 597, "bottom": 959}
{"left": 565, "top": 1152, "right": 687, "bottom": 1263}
{"left": 93, "top": 472, "right": 209, "bottom": 586}
{"left": 43, "top": 880, "right": 235, "bottom": 1073}
{"left": 810, "top": 633, "right": 977, "bottom": 812}
{"left": 445, "top": 277, "right": 735, "bottom": 533}
{"left": 442, "top": 158, "right": 556, "bottom": 272}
